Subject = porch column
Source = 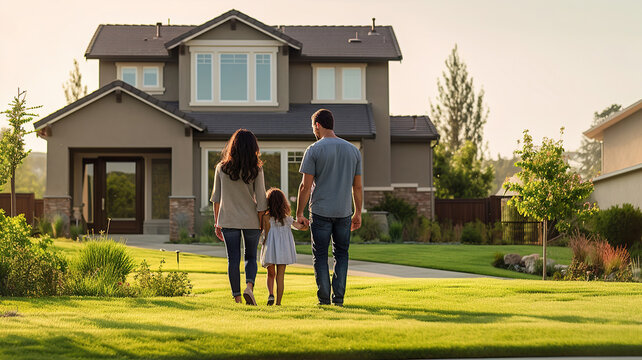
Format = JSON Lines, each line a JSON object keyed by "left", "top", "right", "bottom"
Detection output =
{"left": 43, "top": 142, "right": 70, "bottom": 237}
{"left": 169, "top": 141, "right": 194, "bottom": 241}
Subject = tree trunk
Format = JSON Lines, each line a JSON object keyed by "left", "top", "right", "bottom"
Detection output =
{"left": 10, "top": 168, "right": 16, "bottom": 217}
{"left": 542, "top": 219, "right": 547, "bottom": 280}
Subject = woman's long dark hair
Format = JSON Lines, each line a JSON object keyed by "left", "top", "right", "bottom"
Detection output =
{"left": 219, "top": 129, "right": 263, "bottom": 184}
{"left": 266, "top": 188, "right": 290, "bottom": 225}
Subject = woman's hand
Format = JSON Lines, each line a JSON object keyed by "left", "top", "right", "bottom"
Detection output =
{"left": 215, "top": 226, "right": 224, "bottom": 241}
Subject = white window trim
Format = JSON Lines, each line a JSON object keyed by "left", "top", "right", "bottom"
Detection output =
{"left": 311, "top": 63, "right": 367, "bottom": 104}
{"left": 198, "top": 140, "right": 361, "bottom": 210}
{"left": 189, "top": 46, "right": 278, "bottom": 107}
{"left": 116, "top": 62, "right": 165, "bottom": 95}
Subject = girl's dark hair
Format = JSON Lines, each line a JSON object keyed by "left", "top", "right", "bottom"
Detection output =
{"left": 220, "top": 129, "right": 262, "bottom": 184}
{"left": 266, "top": 188, "right": 290, "bottom": 225}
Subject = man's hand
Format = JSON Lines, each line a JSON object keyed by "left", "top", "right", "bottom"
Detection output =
{"left": 215, "top": 226, "right": 224, "bottom": 241}
{"left": 297, "top": 215, "right": 310, "bottom": 228}
{"left": 351, "top": 213, "right": 362, "bottom": 231}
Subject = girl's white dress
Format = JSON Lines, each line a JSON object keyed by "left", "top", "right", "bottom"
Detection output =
{"left": 260, "top": 216, "right": 297, "bottom": 267}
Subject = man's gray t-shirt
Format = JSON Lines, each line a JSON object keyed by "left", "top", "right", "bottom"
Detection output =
{"left": 299, "top": 137, "right": 362, "bottom": 218}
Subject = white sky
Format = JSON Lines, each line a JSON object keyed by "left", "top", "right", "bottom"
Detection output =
{"left": 2, "top": 0, "right": 641, "bottom": 157}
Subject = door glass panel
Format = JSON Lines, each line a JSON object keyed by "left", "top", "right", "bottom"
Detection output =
{"left": 207, "top": 151, "right": 223, "bottom": 204}
{"left": 152, "top": 159, "right": 171, "bottom": 219}
{"left": 106, "top": 162, "right": 136, "bottom": 221}
{"left": 287, "top": 151, "right": 304, "bottom": 205}
{"left": 262, "top": 151, "right": 281, "bottom": 191}
{"left": 82, "top": 163, "right": 94, "bottom": 223}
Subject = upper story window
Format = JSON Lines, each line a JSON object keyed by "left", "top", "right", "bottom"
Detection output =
{"left": 190, "top": 45, "right": 278, "bottom": 106}
{"left": 312, "top": 64, "right": 367, "bottom": 104}
{"left": 116, "top": 63, "right": 165, "bottom": 95}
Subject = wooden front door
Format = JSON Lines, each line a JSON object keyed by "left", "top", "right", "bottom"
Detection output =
{"left": 94, "top": 157, "right": 144, "bottom": 234}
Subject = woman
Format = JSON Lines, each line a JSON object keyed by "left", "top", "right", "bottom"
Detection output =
{"left": 211, "top": 129, "right": 267, "bottom": 305}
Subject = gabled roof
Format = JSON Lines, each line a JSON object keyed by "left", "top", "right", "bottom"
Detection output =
{"left": 184, "top": 103, "right": 376, "bottom": 141}
{"left": 164, "top": 9, "right": 302, "bottom": 50}
{"left": 34, "top": 80, "right": 204, "bottom": 131}
{"left": 584, "top": 98, "right": 642, "bottom": 140}
{"left": 390, "top": 115, "right": 439, "bottom": 142}
{"left": 85, "top": 10, "right": 402, "bottom": 61}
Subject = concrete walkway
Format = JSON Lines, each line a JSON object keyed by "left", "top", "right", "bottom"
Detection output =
{"left": 120, "top": 234, "right": 500, "bottom": 279}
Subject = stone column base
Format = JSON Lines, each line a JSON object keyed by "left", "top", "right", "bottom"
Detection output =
{"left": 169, "top": 196, "right": 195, "bottom": 241}
{"left": 43, "top": 196, "right": 71, "bottom": 237}
{"left": 364, "top": 186, "right": 434, "bottom": 219}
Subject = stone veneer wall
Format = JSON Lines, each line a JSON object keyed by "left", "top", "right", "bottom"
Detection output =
{"left": 43, "top": 196, "right": 71, "bottom": 237}
{"left": 169, "top": 197, "right": 195, "bottom": 241}
{"left": 364, "top": 187, "right": 434, "bottom": 219}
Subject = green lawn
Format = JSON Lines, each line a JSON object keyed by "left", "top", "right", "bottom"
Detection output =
{"left": 296, "top": 244, "right": 573, "bottom": 279}
{"left": 0, "top": 240, "right": 640, "bottom": 359}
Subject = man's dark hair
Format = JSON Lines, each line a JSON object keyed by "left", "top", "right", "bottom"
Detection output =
{"left": 311, "top": 109, "right": 334, "bottom": 130}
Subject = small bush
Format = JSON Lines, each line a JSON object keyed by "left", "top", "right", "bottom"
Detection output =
{"left": 351, "top": 235, "right": 364, "bottom": 244}
{"left": 292, "top": 228, "right": 311, "bottom": 243}
{"left": 36, "top": 217, "right": 52, "bottom": 237}
{"left": 488, "top": 222, "right": 504, "bottom": 245}
{"left": 535, "top": 259, "right": 557, "bottom": 277}
{"left": 492, "top": 252, "right": 505, "bottom": 268}
{"left": 134, "top": 260, "right": 192, "bottom": 297}
{"left": 592, "top": 203, "right": 642, "bottom": 249}
{"left": 379, "top": 234, "right": 391, "bottom": 243}
{"left": 72, "top": 239, "right": 136, "bottom": 282}
{"left": 52, "top": 215, "right": 65, "bottom": 238}
{"left": 461, "top": 221, "right": 483, "bottom": 244}
{"left": 353, "top": 213, "right": 382, "bottom": 242}
{"left": 371, "top": 194, "right": 418, "bottom": 224}
{"left": 69, "top": 224, "right": 84, "bottom": 241}
{"left": 388, "top": 221, "right": 403, "bottom": 242}
{"left": 565, "top": 232, "right": 633, "bottom": 281}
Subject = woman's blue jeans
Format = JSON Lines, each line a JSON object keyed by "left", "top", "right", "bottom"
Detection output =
{"left": 310, "top": 213, "right": 351, "bottom": 305}
{"left": 221, "top": 228, "right": 261, "bottom": 297}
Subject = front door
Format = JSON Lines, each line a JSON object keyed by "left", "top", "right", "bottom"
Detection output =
{"left": 94, "top": 157, "right": 144, "bottom": 234}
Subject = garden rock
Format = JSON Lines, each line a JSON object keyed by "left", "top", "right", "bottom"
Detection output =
{"left": 504, "top": 254, "right": 522, "bottom": 266}
{"left": 520, "top": 253, "right": 539, "bottom": 266}
{"left": 522, "top": 254, "right": 540, "bottom": 274}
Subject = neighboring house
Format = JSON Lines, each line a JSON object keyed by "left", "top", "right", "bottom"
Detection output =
{"left": 584, "top": 99, "right": 642, "bottom": 209}
{"left": 35, "top": 9, "right": 439, "bottom": 239}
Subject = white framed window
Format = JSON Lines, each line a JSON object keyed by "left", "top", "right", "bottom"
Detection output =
{"left": 121, "top": 67, "right": 137, "bottom": 87}
{"left": 312, "top": 64, "right": 367, "bottom": 103}
{"left": 116, "top": 63, "right": 165, "bottom": 94}
{"left": 189, "top": 46, "right": 278, "bottom": 106}
{"left": 196, "top": 54, "right": 213, "bottom": 101}
{"left": 199, "top": 141, "right": 359, "bottom": 211}
{"left": 219, "top": 54, "right": 248, "bottom": 102}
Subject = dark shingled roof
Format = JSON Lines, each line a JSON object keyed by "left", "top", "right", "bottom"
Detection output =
{"left": 85, "top": 10, "right": 401, "bottom": 61}
{"left": 165, "top": 9, "right": 302, "bottom": 50}
{"left": 34, "top": 80, "right": 203, "bottom": 131}
{"left": 390, "top": 115, "right": 439, "bottom": 142}
{"left": 183, "top": 103, "right": 376, "bottom": 140}
{"left": 282, "top": 26, "right": 401, "bottom": 60}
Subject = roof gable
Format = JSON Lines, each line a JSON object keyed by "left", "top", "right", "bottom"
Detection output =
{"left": 165, "top": 9, "right": 301, "bottom": 50}
{"left": 584, "top": 98, "right": 642, "bottom": 140}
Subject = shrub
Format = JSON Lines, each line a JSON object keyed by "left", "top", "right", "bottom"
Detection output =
{"left": 388, "top": 222, "right": 404, "bottom": 243}
{"left": 592, "top": 203, "right": 642, "bottom": 249}
{"left": 292, "top": 228, "right": 311, "bottom": 243}
{"left": 566, "top": 232, "right": 633, "bottom": 281}
{"left": 351, "top": 235, "right": 364, "bottom": 244}
{"left": 461, "top": 221, "right": 483, "bottom": 244}
{"left": 492, "top": 252, "right": 505, "bottom": 268}
{"left": 36, "top": 217, "right": 52, "bottom": 237}
{"left": 379, "top": 234, "right": 391, "bottom": 243}
{"left": 371, "top": 194, "right": 417, "bottom": 224}
{"left": 535, "top": 259, "right": 556, "bottom": 277}
{"left": 354, "top": 213, "right": 382, "bottom": 242}
{"left": 429, "top": 220, "right": 442, "bottom": 242}
{"left": 487, "top": 222, "right": 504, "bottom": 245}
{"left": 0, "top": 211, "right": 67, "bottom": 296}
{"left": 52, "top": 215, "right": 66, "bottom": 238}
{"left": 69, "top": 224, "right": 84, "bottom": 241}
{"left": 415, "top": 217, "right": 434, "bottom": 243}
{"left": 72, "top": 239, "right": 135, "bottom": 282}
{"left": 134, "top": 260, "right": 192, "bottom": 297}
{"left": 569, "top": 232, "right": 593, "bottom": 263}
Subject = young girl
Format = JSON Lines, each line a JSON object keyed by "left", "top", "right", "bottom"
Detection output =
{"left": 260, "top": 188, "right": 307, "bottom": 305}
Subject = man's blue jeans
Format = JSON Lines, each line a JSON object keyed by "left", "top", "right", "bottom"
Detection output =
{"left": 310, "top": 213, "right": 351, "bottom": 305}
{"left": 221, "top": 228, "right": 260, "bottom": 297}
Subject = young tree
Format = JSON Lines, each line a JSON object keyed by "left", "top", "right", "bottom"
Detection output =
{"left": 434, "top": 141, "right": 494, "bottom": 199}
{"left": 576, "top": 104, "right": 621, "bottom": 179}
{"left": 0, "top": 89, "right": 41, "bottom": 216}
{"left": 62, "top": 59, "right": 88, "bottom": 104}
{"left": 504, "top": 129, "right": 598, "bottom": 279}
{"left": 430, "top": 44, "right": 488, "bottom": 154}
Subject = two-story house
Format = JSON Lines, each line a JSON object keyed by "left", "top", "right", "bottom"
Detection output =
{"left": 584, "top": 99, "right": 642, "bottom": 209}
{"left": 34, "top": 10, "right": 439, "bottom": 240}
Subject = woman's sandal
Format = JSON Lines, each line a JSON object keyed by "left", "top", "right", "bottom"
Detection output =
{"left": 267, "top": 294, "right": 275, "bottom": 306}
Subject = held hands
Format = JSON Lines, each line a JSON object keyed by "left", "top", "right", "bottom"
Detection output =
{"left": 351, "top": 213, "right": 362, "bottom": 231}
{"left": 296, "top": 215, "right": 310, "bottom": 229}
{"left": 215, "top": 226, "right": 224, "bottom": 242}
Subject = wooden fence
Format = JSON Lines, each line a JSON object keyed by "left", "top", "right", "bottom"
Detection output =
{"left": 434, "top": 196, "right": 505, "bottom": 224}
{"left": 0, "top": 193, "right": 43, "bottom": 225}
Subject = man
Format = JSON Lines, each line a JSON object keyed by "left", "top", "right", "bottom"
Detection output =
{"left": 296, "top": 109, "right": 363, "bottom": 306}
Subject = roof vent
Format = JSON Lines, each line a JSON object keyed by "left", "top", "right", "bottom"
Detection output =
{"left": 368, "top": 18, "right": 380, "bottom": 36}
{"left": 411, "top": 115, "right": 418, "bottom": 131}
{"left": 348, "top": 32, "right": 362, "bottom": 43}
{"left": 155, "top": 22, "right": 162, "bottom": 38}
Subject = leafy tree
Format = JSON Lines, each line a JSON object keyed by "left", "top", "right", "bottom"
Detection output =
{"left": 430, "top": 44, "right": 488, "bottom": 154}
{"left": 577, "top": 104, "right": 621, "bottom": 179}
{"left": 0, "top": 89, "right": 41, "bottom": 216}
{"left": 434, "top": 141, "right": 494, "bottom": 199}
{"left": 0, "top": 152, "right": 46, "bottom": 198}
{"left": 504, "top": 129, "right": 598, "bottom": 279}
{"left": 62, "top": 59, "right": 88, "bottom": 104}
